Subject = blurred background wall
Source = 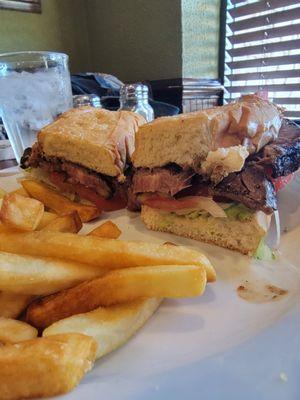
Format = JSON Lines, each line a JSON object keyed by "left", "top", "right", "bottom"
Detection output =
{"left": 85, "top": 0, "right": 182, "bottom": 82}
{"left": 0, "top": 0, "right": 91, "bottom": 71}
{"left": 0, "top": 0, "right": 220, "bottom": 81}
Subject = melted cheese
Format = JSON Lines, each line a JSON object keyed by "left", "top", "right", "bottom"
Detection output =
{"left": 201, "top": 145, "right": 249, "bottom": 182}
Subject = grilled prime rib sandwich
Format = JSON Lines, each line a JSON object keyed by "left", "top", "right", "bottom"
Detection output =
{"left": 130, "top": 95, "right": 300, "bottom": 255}
{"left": 21, "top": 106, "right": 145, "bottom": 211}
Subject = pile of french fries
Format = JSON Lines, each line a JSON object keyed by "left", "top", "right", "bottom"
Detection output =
{"left": 0, "top": 179, "right": 216, "bottom": 400}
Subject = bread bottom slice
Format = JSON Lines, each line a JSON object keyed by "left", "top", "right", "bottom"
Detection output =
{"left": 141, "top": 206, "right": 271, "bottom": 256}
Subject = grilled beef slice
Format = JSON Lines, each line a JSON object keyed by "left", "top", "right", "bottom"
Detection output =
{"left": 210, "top": 165, "right": 277, "bottom": 214}
{"left": 252, "top": 120, "right": 300, "bottom": 178}
{"left": 132, "top": 165, "right": 194, "bottom": 196}
{"left": 21, "top": 146, "right": 113, "bottom": 199}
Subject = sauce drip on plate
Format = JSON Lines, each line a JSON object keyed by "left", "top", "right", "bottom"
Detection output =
{"left": 237, "top": 280, "right": 288, "bottom": 303}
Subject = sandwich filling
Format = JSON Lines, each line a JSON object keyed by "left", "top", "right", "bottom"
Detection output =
{"left": 21, "top": 144, "right": 128, "bottom": 211}
{"left": 130, "top": 120, "right": 300, "bottom": 219}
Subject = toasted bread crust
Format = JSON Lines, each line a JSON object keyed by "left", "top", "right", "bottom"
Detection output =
{"left": 141, "top": 205, "right": 271, "bottom": 256}
{"left": 132, "top": 95, "right": 281, "bottom": 169}
{"left": 38, "top": 107, "right": 145, "bottom": 177}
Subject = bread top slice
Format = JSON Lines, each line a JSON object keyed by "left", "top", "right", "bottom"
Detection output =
{"left": 132, "top": 95, "right": 281, "bottom": 169}
{"left": 38, "top": 107, "right": 146, "bottom": 177}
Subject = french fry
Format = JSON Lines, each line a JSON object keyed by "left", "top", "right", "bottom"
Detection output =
{"left": 88, "top": 220, "right": 122, "bottom": 239}
{"left": 0, "top": 210, "right": 57, "bottom": 233}
{"left": 44, "top": 298, "right": 162, "bottom": 359}
{"left": 36, "top": 211, "right": 58, "bottom": 229}
{"left": 41, "top": 212, "right": 82, "bottom": 233}
{"left": 0, "top": 318, "right": 37, "bottom": 344}
{"left": 0, "top": 292, "right": 33, "bottom": 319}
{"left": 9, "top": 187, "right": 29, "bottom": 198}
{"left": 21, "top": 180, "right": 100, "bottom": 222}
{"left": 0, "top": 193, "right": 44, "bottom": 231}
{"left": 0, "top": 333, "right": 97, "bottom": 400}
{"left": 0, "top": 187, "right": 6, "bottom": 199}
{"left": 26, "top": 265, "right": 206, "bottom": 328}
{"left": 0, "top": 230, "right": 216, "bottom": 282}
{"left": 0, "top": 251, "right": 106, "bottom": 295}
{"left": 0, "top": 224, "right": 17, "bottom": 234}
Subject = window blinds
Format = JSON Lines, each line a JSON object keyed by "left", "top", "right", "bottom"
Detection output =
{"left": 224, "top": 0, "right": 300, "bottom": 119}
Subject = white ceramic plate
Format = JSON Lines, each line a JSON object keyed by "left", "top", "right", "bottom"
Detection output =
{"left": 1, "top": 167, "right": 300, "bottom": 400}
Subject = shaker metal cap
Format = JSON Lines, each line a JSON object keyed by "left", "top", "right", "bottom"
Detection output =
{"left": 120, "top": 83, "right": 144, "bottom": 99}
{"left": 73, "top": 94, "right": 102, "bottom": 108}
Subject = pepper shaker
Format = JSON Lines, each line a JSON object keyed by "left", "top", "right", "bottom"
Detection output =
{"left": 118, "top": 84, "right": 154, "bottom": 122}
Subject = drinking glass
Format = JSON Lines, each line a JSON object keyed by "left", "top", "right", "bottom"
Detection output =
{"left": 0, "top": 51, "right": 73, "bottom": 162}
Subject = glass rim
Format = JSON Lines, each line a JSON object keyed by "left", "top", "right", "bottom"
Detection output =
{"left": 0, "top": 51, "right": 69, "bottom": 61}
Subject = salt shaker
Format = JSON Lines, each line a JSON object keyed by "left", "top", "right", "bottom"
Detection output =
{"left": 142, "top": 85, "right": 154, "bottom": 122}
{"left": 73, "top": 94, "right": 102, "bottom": 108}
{"left": 119, "top": 84, "right": 154, "bottom": 122}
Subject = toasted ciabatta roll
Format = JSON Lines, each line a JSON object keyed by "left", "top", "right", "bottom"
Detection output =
{"left": 141, "top": 205, "right": 271, "bottom": 256}
{"left": 21, "top": 107, "right": 146, "bottom": 212}
{"left": 38, "top": 107, "right": 145, "bottom": 177}
{"left": 132, "top": 95, "right": 281, "bottom": 171}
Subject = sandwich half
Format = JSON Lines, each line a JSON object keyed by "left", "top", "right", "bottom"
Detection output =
{"left": 21, "top": 106, "right": 145, "bottom": 211}
{"left": 130, "top": 95, "right": 300, "bottom": 255}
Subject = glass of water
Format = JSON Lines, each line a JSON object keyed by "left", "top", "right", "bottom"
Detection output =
{"left": 0, "top": 51, "right": 73, "bottom": 162}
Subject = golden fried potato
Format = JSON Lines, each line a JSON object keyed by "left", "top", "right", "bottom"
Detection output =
{"left": 0, "top": 230, "right": 216, "bottom": 282}
{"left": 0, "top": 211, "right": 58, "bottom": 233}
{"left": 36, "top": 211, "right": 58, "bottom": 229}
{"left": 21, "top": 180, "right": 100, "bottom": 222}
{"left": 0, "top": 224, "right": 17, "bottom": 234}
{"left": 88, "top": 220, "right": 122, "bottom": 239}
{"left": 0, "top": 292, "right": 33, "bottom": 319}
{"left": 0, "top": 187, "right": 6, "bottom": 199}
{"left": 26, "top": 264, "right": 206, "bottom": 328}
{"left": 44, "top": 298, "right": 161, "bottom": 359}
{"left": 41, "top": 212, "right": 82, "bottom": 233}
{"left": 0, "top": 333, "right": 97, "bottom": 400}
{"left": 0, "top": 193, "right": 44, "bottom": 231}
{"left": 0, "top": 251, "right": 106, "bottom": 295}
{"left": 0, "top": 318, "right": 37, "bottom": 344}
{"left": 9, "top": 187, "right": 29, "bottom": 198}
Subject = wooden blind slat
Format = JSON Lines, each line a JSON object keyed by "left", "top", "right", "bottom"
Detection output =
{"left": 228, "top": 0, "right": 300, "bottom": 19}
{"left": 228, "top": 23, "right": 300, "bottom": 45}
{"left": 227, "top": 69, "right": 300, "bottom": 82}
{"left": 229, "top": 7, "right": 300, "bottom": 32}
{"left": 227, "top": 39, "right": 300, "bottom": 58}
{"left": 226, "top": 83, "right": 300, "bottom": 93}
{"left": 273, "top": 98, "right": 300, "bottom": 105}
{"left": 284, "top": 111, "right": 300, "bottom": 118}
{"left": 225, "top": 1, "right": 300, "bottom": 118}
{"left": 226, "top": 54, "right": 300, "bottom": 69}
{"left": 230, "top": 0, "right": 248, "bottom": 5}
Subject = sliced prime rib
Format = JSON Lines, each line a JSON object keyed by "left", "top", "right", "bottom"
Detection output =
{"left": 209, "top": 120, "right": 299, "bottom": 214}
{"left": 131, "top": 160, "right": 277, "bottom": 214}
{"left": 59, "top": 161, "right": 111, "bottom": 198}
{"left": 132, "top": 165, "right": 194, "bottom": 196}
{"left": 252, "top": 120, "right": 300, "bottom": 178}
{"left": 210, "top": 166, "right": 277, "bottom": 214}
{"left": 21, "top": 146, "right": 112, "bottom": 199}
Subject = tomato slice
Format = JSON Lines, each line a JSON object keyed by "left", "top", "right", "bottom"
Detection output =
{"left": 143, "top": 195, "right": 204, "bottom": 211}
{"left": 49, "top": 172, "right": 126, "bottom": 212}
{"left": 75, "top": 185, "right": 127, "bottom": 212}
{"left": 271, "top": 173, "right": 295, "bottom": 192}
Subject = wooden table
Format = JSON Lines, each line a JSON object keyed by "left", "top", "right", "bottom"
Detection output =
{"left": 0, "top": 159, "right": 17, "bottom": 170}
